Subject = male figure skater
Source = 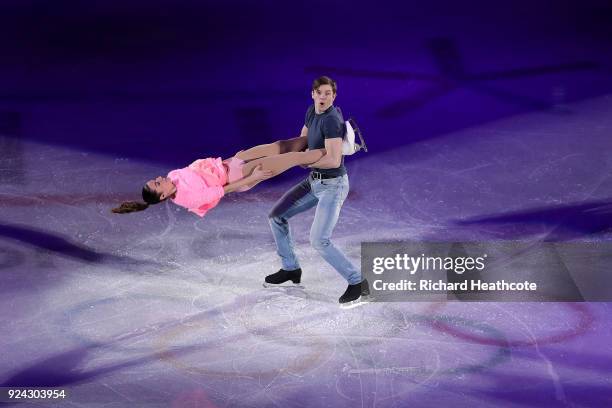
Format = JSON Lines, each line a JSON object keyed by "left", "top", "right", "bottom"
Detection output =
{"left": 264, "top": 76, "right": 369, "bottom": 308}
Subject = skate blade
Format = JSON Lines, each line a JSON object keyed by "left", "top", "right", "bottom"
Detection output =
{"left": 340, "top": 296, "right": 374, "bottom": 310}
{"left": 262, "top": 282, "right": 304, "bottom": 289}
{"left": 339, "top": 295, "right": 374, "bottom": 310}
{"left": 348, "top": 118, "right": 368, "bottom": 153}
{"left": 355, "top": 129, "right": 367, "bottom": 153}
{"left": 339, "top": 300, "right": 365, "bottom": 310}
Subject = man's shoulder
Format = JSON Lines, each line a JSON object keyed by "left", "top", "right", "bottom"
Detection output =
{"left": 326, "top": 106, "right": 344, "bottom": 121}
{"left": 322, "top": 107, "right": 344, "bottom": 125}
{"left": 321, "top": 109, "right": 344, "bottom": 138}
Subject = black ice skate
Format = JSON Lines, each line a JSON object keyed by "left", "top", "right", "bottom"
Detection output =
{"left": 263, "top": 268, "right": 303, "bottom": 288}
{"left": 339, "top": 279, "right": 373, "bottom": 309}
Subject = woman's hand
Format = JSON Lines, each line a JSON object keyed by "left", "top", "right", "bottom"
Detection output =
{"left": 250, "top": 164, "right": 274, "bottom": 181}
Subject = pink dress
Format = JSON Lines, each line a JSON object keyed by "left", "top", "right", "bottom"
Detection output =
{"left": 168, "top": 158, "right": 227, "bottom": 217}
{"left": 223, "top": 157, "right": 251, "bottom": 192}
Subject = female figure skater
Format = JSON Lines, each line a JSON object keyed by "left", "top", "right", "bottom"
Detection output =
{"left": 112, "top": 136, "right": 323, "bottom": 217}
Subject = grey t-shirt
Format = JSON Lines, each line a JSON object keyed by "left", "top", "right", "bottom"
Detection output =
{"left": 304, "top": 105, "right": 347, "bottom": 177}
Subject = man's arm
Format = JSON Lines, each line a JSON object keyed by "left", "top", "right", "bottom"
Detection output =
{"left": 307, "top": 137, "right": 342, "bottom": 169}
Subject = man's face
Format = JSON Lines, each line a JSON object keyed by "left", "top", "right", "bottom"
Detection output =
{"left": 311, "top": 84, "right": 336, "bottom": 113}
{"left": 145, "top": 176, "right": 175, "bottom": 200}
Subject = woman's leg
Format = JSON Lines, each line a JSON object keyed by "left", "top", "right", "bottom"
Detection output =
{"left": 234, "top": 136, "right": 308, "bottom": 162}
{"left": 239, "top": 149, "right": 325, "bottom": 189}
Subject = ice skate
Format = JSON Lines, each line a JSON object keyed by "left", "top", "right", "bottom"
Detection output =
{"left": 339, "top": 279, "right": 373, "bottom": 309}
{"left": 263, "top": 268, "right": 304, "bottom": 288}
{"left": 342, "top": 118, "right": 368, "bottom": 155}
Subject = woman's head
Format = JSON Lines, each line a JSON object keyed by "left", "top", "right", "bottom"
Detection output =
{"left": 111, "top": 176, "right": 176, "bottom": 214}
{"left": 144, "top": 176, "right": 176, "bottom": 201}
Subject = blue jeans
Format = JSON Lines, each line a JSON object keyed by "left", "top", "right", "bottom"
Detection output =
{"left": 268, "top": 174, "right": 361, "bottom": 285}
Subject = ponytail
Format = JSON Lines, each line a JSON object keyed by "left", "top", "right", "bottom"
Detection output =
{"left": 111, "top": 184, "right": 162, "bottom": 214}
{"left": 111, "top": 201, "right": 149, "bottom": 214}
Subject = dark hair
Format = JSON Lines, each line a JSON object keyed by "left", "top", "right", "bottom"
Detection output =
{"left": 111, "top": 184, "right": 162, "bottom": 214}
{"left": 312, "top": 76, "right": 337, "bottom": 94}
{"left": 142, "top": 184, "right": 162, "bottom": 204}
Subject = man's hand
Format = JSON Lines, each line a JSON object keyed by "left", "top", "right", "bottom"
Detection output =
{"left": 250, "top": 164, "right": 274, "bottom": 181}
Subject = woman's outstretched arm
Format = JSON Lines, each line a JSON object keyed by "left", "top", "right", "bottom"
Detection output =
{"left": 223, "top": 165, "right": 273, "bottom": 194}
{"left": 222, "top": 149, "right": 324, "bottom": 194}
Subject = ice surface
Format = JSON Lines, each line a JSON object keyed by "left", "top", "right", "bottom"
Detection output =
{"left": 1, "top": 96, "right": 612, "bottom": 407}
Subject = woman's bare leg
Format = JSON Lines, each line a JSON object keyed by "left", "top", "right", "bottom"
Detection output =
{"left": 234, "top": 136, "right": 308, "bottom": 162}
{"left": 239, "top": 149, "right": 325, "bottom": 189}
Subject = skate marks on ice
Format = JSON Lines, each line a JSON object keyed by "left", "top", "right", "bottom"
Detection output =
{"left": 56, "top": 288, "right": 592, "bottom": 406}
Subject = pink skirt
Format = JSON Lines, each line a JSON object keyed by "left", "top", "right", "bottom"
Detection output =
{"left": 222, "top": 157, "right": 252, "bottom": 192}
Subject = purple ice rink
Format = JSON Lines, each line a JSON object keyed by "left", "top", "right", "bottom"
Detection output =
{"left": 1, "top": 1, "right": 612, "bottom": 407}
